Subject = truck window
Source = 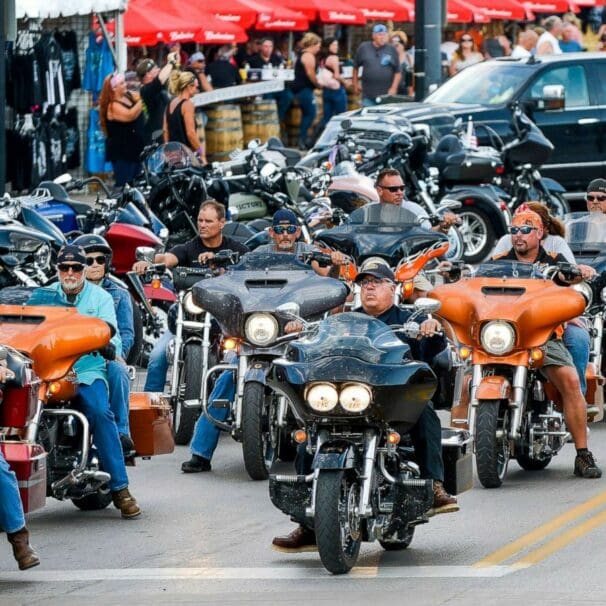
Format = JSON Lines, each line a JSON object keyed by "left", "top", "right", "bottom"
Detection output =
{"left": 524, "top": 65, "right": 590, "bottom": 108}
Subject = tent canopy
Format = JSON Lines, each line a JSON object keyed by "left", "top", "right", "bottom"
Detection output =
{"left": 15, "top": 0, "right": 126, "bottom": 18}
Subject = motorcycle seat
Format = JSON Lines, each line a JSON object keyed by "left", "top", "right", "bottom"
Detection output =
{"left": 427, "top": 135, "right": 463, "bottom": 174}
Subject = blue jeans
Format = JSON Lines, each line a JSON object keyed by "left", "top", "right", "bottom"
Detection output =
{"left": 362, "top": 96, "right": 377, "bottom": 107}
{"left": 79, "top": 380, "right": 128, "bottom": 491}
{"left": 0, "top": 449, "right": 26, "bottom": 533}
{"left": 108, "top": 360, "right": 130, "bottom": 436}
{"left": 322, "top": 87, "right": 347, "bottom": 126}
{"left": 294, "top": 88, "right": 317, "bottom": 143}
{"left": 563, "top": 322, "right": 590, "bottom": 395}
{"left": 190, "top": 370, "right": 236, "bottom": 460}
{"left": 112, "top": 160, "right": 140, "bottom": 187}
{"left": 267, "top": 90, "right": 294, "bottom": 122}
{"left": 144, "top": 330, "right": 173, "bottom": 392}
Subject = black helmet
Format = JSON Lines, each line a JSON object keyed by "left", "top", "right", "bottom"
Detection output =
{"left": 386, "top": 132, "right": 413, "bottom": 152}
{"left": 72, "top": 234, "right": 113, "bottom": 272}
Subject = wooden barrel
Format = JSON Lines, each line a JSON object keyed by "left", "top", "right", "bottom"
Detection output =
{"left": 194, "top": 108, "right": 206, "bottom": 151}
{"left": 241, "top": 99, "right": 281, "bottom": 145}
{"left": 285, "top": 89, "right": 323, "bottom": 147}
{"left": 347, "top": 89, "right": 361, "bottom": 111}
{"left": 204, "top": 104, "right": 243, "bottom": 162}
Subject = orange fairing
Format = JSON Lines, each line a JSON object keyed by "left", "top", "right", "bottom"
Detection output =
{"left": 430, "top": 277, "right": 585, "bottom": 350}
{"left": 395, "top": 241, "right": 449, "bottom": 283}
{"left": 0, "top": 305, "right": 111, "bottom": 381}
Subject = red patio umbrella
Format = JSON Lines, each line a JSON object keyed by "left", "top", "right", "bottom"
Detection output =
{"left": 347, "top": 0, "right": 411, "bottom": 22}
{"left": 239, "top": 0, "right": 309, "bottom": 31}
{"left": 280, "top": 0, "right": 366, "bottom": 25}
{"left": 196, "top": 0, "right": 258, "bottom": 29}
{"left": 463, "top": 0, "right": 528, "bottom": 20}
{"left": 522, "top": 0, "right": 570, "bottom": 11}
{"left": 399, "top": 0, "right": 490, "bottom": 23}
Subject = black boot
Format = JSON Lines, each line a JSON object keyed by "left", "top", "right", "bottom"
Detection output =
{"left": 181, "top": 454, "right": 211, "bottom": 473}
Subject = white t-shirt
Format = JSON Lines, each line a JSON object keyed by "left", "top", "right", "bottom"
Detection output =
{"left": 492, "top": 234, "right": 575, "bottom": 262}
{"left": 536, "top": 31, "right": 562, "bottom": 55}
{"left": 510, "top": 45, "right": 531, "bottom": 59}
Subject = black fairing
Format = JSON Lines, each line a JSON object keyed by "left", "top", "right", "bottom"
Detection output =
{"left": 315, "top": 203, "right": 448, "bottom": 265}
{"left": 506, "top": 116, "right": 553, "bottom": 167}
{"left": 192, "top": 253, "right": 348, "bottom": 337}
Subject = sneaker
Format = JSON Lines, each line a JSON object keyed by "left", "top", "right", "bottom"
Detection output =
{"left": 574, "top": 450, "right": 602, "bottom": 479}
{"left": 271, "top": 525, "right": 317, "bottom": 553}
{"left": 111, "top": 488, "right": 142, "bottom": 518}
{"left": 427, "top": 480, "right": 459, "bottom": 516}
{"left": 181, "top": 454, "right": 211, "bottom": 473}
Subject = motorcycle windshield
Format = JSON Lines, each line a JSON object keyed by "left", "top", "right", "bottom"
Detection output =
{"left": 146, "top": 142, "right": 201, "bottom": 175}
{"left": 473, "top": 260, "right": 546, "bottom": 279}
{"left": 349, "top": 203, "right": 420, "bottom": 226}
{"left": 564, "top": 213, "right": 606, "bottom": 252}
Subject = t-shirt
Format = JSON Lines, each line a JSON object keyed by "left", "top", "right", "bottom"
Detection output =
{"left": 559, "top": 40, "right": 583, "bottom": 53}
{"left": 537, "top": 31, "right": 562, "bottom": 55}
{"left": 354, "top": 41, "right": 399, "bottom": 100}
{"left": 248, "top": 53, "right": 284, "bottom": 69}
{"left": 252, "top": 241, "right": 316, "bottom": 256}
{"left": 169, "top": 235, "right": 249, "bottom": 267}
{"left": 510, "top": 45, "right": 531, "bottom": 59}
{"left": 205, "top": 60, "right": 242, "bottom": 89}
{"left": 141, "top": 76, "right": 170, "bottom": 144}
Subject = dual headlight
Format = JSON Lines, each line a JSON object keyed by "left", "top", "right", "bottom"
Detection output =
{"left": 245, "top": 313, "right": 279, "bottom": 347}
{"left": 305, "top": 382, "right": 372, "bottom": 414}
{"left": 480, "top": 321, "right": 516, "bottom": 356}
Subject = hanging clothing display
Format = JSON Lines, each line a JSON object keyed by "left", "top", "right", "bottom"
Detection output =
{"left": 54, "top": 29, "right": 81, "bottom": 95}
{"left": 34, "top": 32, "right": 66, "bottom": 107}
{"left": 86, "top": 107, "right": 113, "bottom": 174}
{"left": 83, "top": 31, "right": 115, "bottom": 97}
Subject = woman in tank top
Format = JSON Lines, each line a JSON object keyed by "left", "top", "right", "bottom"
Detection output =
{"left": 163, "top": 70, "right": 207, "bottom": 164}
{"left": 320, "top": 38, "right": 348, "bottom": 127}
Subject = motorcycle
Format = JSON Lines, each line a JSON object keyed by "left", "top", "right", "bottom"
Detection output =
{"left": 269, "top": 304, "right": 472, "bottom": 574}
{"left": 430, "top": 260, "right": 589, "bottom": 488}
{"left": 191, "top": 250, "right": 348, "bottom": 480}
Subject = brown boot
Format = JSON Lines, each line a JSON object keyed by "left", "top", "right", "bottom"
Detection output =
{"left": 111, "top": 488, "right": 141, "bottom": 519}
{"left": 7, "top": 527, "right": 40, "bottom": 571}
{"left": 272, "top": 525, "right": 317, "bottom": 553}
{"left": 427, "top": 481, "right": 459, "bottom": 517}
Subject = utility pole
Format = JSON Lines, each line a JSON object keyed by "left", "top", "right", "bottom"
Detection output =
{"left": 414, "top": 0, "right": 443, "bottom": 101}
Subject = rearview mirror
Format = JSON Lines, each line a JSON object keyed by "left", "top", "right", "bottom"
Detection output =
{"left": 437, "top": 197, "right": 462, "bottom": 211}
{"left": 54, "top": 173, "right": 72, "bottom": 185}
{"left": 540, "top": 84, "right": 565, "bottom": 111}
{"left": 414, "top": 297, "right": 441, "bottom": 315}
{"left": 135, "top": 246, "right": 156, "bottom": 263}
{"left": 276, "top": 302, "right": 301, "bottom": 318}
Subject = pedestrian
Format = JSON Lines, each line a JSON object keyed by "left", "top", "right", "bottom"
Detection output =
{"left": 98, "top": 72, "right": 145, "bottom": 187}
{"left": 163, "top": 70, "right": 207, "bottom": 164}
{"left": 205, "top": 45, "right": 242, "bottom": 89}
{"left": 352, "top": 24, "right": 401, "bottom": 107}
{"left": 390, "top": 31, "right": 414, "bottom": 96}
{"left": 136, "top": 51, "right": 179, "bottom": 144}
{"left": 510, "top": 30, "right": 539, "bottom": 59}
{"left": 536, "top": 16, "right": 563, "bottom": 55}
{"left": 319, "top": 38, "right": 348, "bottom": 127}
{"left": 187, "top": 52, "right": 213, "bottom": 92}
{"left": 560, "top": 22, "right": 584, "bottom": 52}
{"left": 290, "top": 32, "right": 323, "bottom": 150}
{"left": 482, "top": 22, "right": 511, "bottom": 58}
{"left": 449, "top": 33, "right": 484, "bottom": 76}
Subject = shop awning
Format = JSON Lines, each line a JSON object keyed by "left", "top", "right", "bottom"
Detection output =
{"left": 348, "top": 0, "right": 411, "bottom": 22}
{"left": 279, "top": 0, "right": 366, "bottom": 24}
{"left": 398, "top": 0, "right": 490, "bottom": 23}
{"left": 522, "top": 0, "right": 570, "bottom": 11}
{"left": 15, "top": 0, "right": 127, "bottom": 18}
{"left": 464, "top": 0, "right": 528, "bottom": 20}
{"left": 239, "top": 0, "right": 309, "bottom": 31}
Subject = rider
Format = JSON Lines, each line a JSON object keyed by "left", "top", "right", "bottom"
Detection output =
{"left": 133, "top": 199, "right": 250, "bottom": 393}
{"left": 375, "top": 168, "right": 459, "bottom": 234}
{"left": 74, "top": 234, "right": 135, "bottom": 452}
{"left": 585, "top": 178, "right": 606, "bottom": 214}
{"left": 492, "top": 209, "right": 601, "bottom": 479}
{"left": 180, "top": 208, "right": 348, "bottom": 472}
{"left": 0, "top": 361, "right": 40, "bottom": 570}
{"left": 272, "top": 262, "right": 459, "bottom": 553}
{"left": 28, "top": 245, "right": 142, "bottom": 517}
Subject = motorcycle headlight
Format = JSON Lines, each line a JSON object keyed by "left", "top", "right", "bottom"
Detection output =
{"left": 306, "top": 382, "right": 338, "bottom": 412}
{"left": 183, "top": 292, "right": 204, "bottom": 315}
{"left": 34, "top": 243, "right": 51, "bottom": 269}
{"left": 339, "top": 383, "right": 371, "bottom": 413}
{"left": 572, "top": 282, "right": 593, "bottom": 308}
{"left": 480, "top": 321, "right": 515, "bottom": 356}
{"left": 245, "top": 313, "right": 279, "bottom": 346}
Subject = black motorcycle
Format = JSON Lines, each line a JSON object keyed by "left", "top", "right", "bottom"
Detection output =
{"left": 269, "top": 307, "right": 472, "bottom": 574}
{"left": 192, "top": 251, "right": 347, "bottom": 480}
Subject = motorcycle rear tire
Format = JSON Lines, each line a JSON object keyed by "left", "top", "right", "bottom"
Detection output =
{"left": 241, "top": 382, "right": 275, "bottom": 481}
{"left": 543, "top": 192, "right": 570, "bottom": 218}
{"left": 126, "top": 298, "right": 144, "bottom": 366}
{"left": 71, "top": 489, "right": 112, "bottom": 511}
{"left": 315, "top": 469, "right": 362, "bottom": 575}
{"left": 379, "top": 526, "right": 415, "bottom": 551}
{"left": 475, "top": 399, "right": 510, "bottom": 489}
{"left": 516, "top": 453, "right": 552, "bottom": 471}
{"left": 173, "top": 343, "right": 203, "bottom": 445}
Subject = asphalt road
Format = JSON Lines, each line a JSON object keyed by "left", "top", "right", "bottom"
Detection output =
{"left": 2, "top": 416, "right": 606, "bottom": 606}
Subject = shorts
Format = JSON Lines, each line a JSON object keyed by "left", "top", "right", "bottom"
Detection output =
{"left": 541, "top": 338, "right": 574, "bottom": 373}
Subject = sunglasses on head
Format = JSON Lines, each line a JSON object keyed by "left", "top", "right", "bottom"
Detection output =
{"left": 86, "top": 255, "right": 107, "bottom": 266}
{"left": 510, "top": 225, "right": 537, "bottom": 235}
{"left": 273, "top": 224, "right": 298, "bottom": 234}
{"left": 586, "top": 194, "right": 606, "bottom": 202}
{"left": 58, "top": 263, "right": 84, "bottom": 273}
{"left": 378, "top": 184, "right": 405, "bottom": 192}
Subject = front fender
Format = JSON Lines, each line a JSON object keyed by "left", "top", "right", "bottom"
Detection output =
{"left": 143, "top": 284, "right": 177, "bottom": 303}
{"left": 244, "top": 361, "right": 271, "bottom": 385}
{"left": 476, "top": 376, "right": 512, "bottom": 401}
{"left": 312, "top": 441, "right": 359, "bottom": 470}
{"left": 540, "top": 177, "right": 566, "bottom": 194}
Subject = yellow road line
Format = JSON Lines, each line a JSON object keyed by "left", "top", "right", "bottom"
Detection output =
{"left": 473, "top": 490, "right": 606, "bottom": 568}
{"left": 511, "top": 508, "right": 606, "bottom": 569}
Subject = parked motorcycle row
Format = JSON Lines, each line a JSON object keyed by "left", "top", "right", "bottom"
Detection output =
{"left": 1, "top": 102, "right": 604, "bottom": 575}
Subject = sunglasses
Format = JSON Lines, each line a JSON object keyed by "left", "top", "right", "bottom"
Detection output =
{"left": 461, "top": 37, "right": 473, "bottom": 42}
{"left": 509, "top": 225, "right": 537, "bottom": 235}
{"left": 58, "top": 263, "right": 85, "bottom": 273}
{"left": 586, "top": 194, "right": 606, "bottom": 202}
{"left": 273, "top": 224, "right": 298, "bottom": 234}
{"left": 86, "top": 255, "right": 107, "bottom": 266}
{"left": 378, "top": 184, "right": 405, "bottom": 192}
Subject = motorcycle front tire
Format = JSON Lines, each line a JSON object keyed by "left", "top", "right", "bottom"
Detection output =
{"left": 125, "top": 298, "right": 144, "bottom": 366}
{"left": 475, "top": 399, "right": 510, "bottom": 489}
{"left": 173, "top": 343, "right": 203, "bottom": 445}
{"left": 241, "top": 382, "right": 274, "bottom": 481}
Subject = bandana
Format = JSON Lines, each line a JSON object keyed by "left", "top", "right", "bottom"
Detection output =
{"left": 512, "top": 209, "right": 543, "bottom": 231}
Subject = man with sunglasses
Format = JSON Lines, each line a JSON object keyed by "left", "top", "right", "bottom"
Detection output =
{"left": 73, "top": 234, "right": 135, "bottom": 456}
{"left": 375, "top": 168, "right": 459, "bottom": 234}
{"left": 492, "top": 210, "right": 601, "bottom": 479}
{"left": 27, "top": 245, "right": 142, "bottom": 517}
{"left": 585, "top": 178, "right": 606, "bottom": 214}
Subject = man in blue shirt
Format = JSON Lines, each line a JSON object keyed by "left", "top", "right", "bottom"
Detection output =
{"left": 28, "top": 245, "right": 141, "bottom": 518}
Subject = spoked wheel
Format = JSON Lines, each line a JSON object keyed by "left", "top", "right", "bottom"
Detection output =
{"left": 314, "top": 469, "right": 362, "bottom": 575}
{"left": 475, "top": 399, "right": 511, "bottom": 488}
{"left": 456, "top": 208, "right": 496, "bottom": 264}
{"left": 241, "top": 382, "right": 280, "bottom": 481}
{"left": 71, "top": 488, "right": 112, "bottom": 511}
{"left": 444, "top": 226, "right": 464, "bottom": 261}
{"left": 543, "top": 192, "right": 570, "bottom": 218}
{"left": 379, "top": 525, "right": 415, "bottom": 551}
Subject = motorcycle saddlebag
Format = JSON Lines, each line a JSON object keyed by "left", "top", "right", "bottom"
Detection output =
{"left": 441, "top": 428, "right": 473, "bottom": 495}
{"left": 129, "top": 392, "right": 175, "bottom": 457}
{"left": 0, "top": 442, "right": 47, "bottom": 513}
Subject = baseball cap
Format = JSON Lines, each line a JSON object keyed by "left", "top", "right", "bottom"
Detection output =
{"left": 355, "top": 263, "right": 395, "bottom": 284}
{"left": 272, "top": 209, "right": 298, "bottom": 226}
{"left": 136, "top": 58, "right": 156, "bottom": 78}
{"left": 189, "top": 52, "right": 206, "bottom": 64}
{"left": 512, "top": 209, "right": 543, "bottom": 231}
{"left": 372, "top": 24, "right": 388, "bottom": 34}
{"left": 57, "top": 245, "right": 86, "bottom": 266}
{"left": 587, "top": 178, "right": 606, "bottom": 194}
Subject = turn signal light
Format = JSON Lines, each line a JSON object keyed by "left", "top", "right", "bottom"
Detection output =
{"left": 223, "top": 338, "right": 238, "bottom": 350}
{"left": 459, "top": 346, "right": 472, "bottom": 359}
{"left": 293, "top": 429, "right": 307, "bottom": 444}
{"left": 151, "top": 278, "right": 161, "bottom": 289}
{"left": 387, "top": 431, "right": 401, "bottom": 445}
{"left": 402, "top": 281, "right": 414, "bottom": 299}
{"left": 48, "top": 382, "right": 61, "bottom": 395}
{"left": 531, "top": 348, "right": 544, "bottom": 362}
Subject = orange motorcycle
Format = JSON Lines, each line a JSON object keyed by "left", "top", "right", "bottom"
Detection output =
{"left": 430, "top": 260, "right": 591, "bottom": 488}
{"left": 0, "top": 304, "right": 173, "bottom": 514}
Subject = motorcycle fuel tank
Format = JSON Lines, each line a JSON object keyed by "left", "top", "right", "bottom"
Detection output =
{"left": 105, "top": 223, "right": 163, "bottom": 275}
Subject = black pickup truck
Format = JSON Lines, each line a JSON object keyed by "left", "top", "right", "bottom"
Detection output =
{"left": 312, "top": 53, "right": 606, "bottom": 194}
